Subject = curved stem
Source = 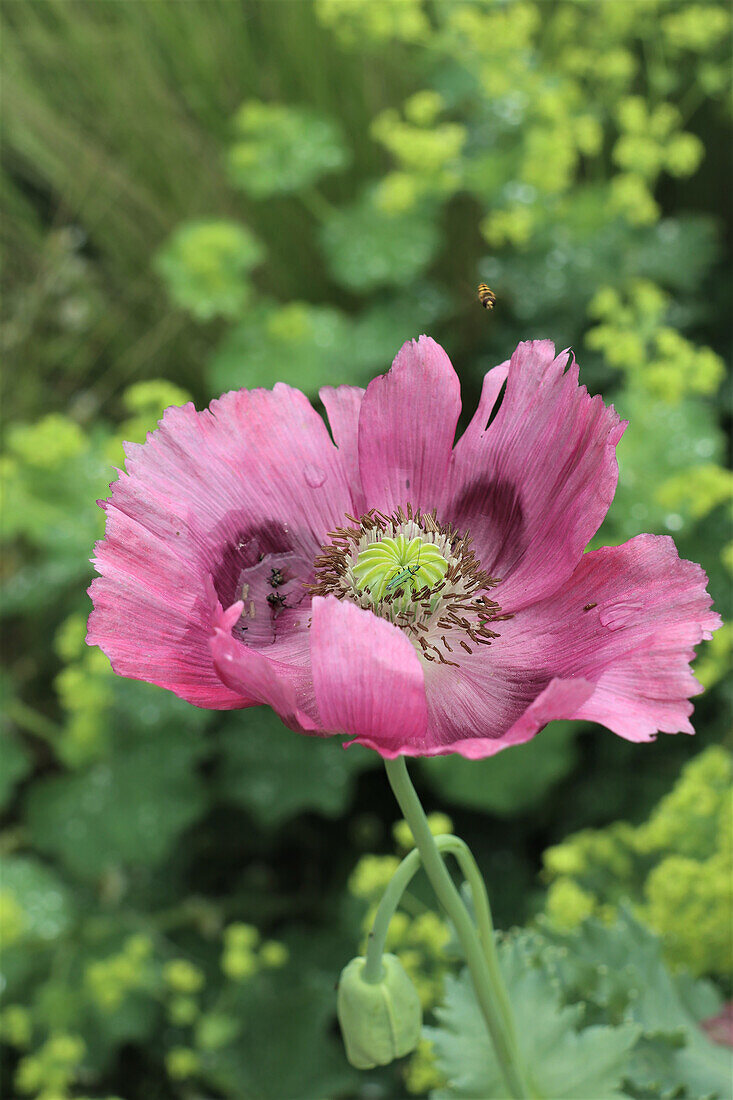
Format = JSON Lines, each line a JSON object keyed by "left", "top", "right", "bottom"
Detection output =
{"left": 438, "top": 836, "right": 519, "bottom": 1055}
{"left": 363, "top": 846, "right": 422, "bottom": 983}
{"left": 384, "top": 756, "right": 531, "bottom": 1100}
{"left": 363, "top": 836, "right": 482, "bottom": 984}
{"left": 364, "top": 834, "right": 512, "bottom": 1034}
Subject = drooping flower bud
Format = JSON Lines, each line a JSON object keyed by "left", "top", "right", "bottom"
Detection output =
{"left": 336, "top": 953, "right": 422, "bottom": 1069}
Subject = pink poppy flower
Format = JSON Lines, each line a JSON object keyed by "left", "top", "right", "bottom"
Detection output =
{"left": 87, "top": 337, "right": 720, "bottom": 758}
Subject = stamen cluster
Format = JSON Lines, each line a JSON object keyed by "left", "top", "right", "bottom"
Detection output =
{"left": 309, "top": 506, "right": 508, "bottom": 666}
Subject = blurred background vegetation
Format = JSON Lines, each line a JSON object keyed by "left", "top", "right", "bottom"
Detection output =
{"left": 1, "top": 2, "right": 731, "bottom": 1098}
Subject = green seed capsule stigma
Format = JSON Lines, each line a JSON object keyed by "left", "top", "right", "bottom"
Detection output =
{"left": 337, "top": 954, "right": 422, "bottom": 1070}
{"left": 353, "top": 535, "right": 449, "bottom": 603}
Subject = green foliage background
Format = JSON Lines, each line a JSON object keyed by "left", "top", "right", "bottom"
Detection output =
{"left": 1, "top": 2, "right": 731, "bottom": 1098}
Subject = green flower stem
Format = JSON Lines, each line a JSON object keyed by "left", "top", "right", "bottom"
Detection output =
{"left": 363, "top": 834, "right": 477, "bottom": 982}
{"left": 300, "top": 187, "right": 336, "bottom": 222}
{"left": 7, "top": 699, "right": 61, "bottom": 742}
{"left": 384, "top": 756, "right": 531, "bottom": 1100}
{"left": 438, "top": 835, "right": 519, "bottom": 1056}
{"left": 363, "top": 845, "right": 422, "bottom": 983}
{"left": 364, "top": 830, "right": 514, "bottom": 1053}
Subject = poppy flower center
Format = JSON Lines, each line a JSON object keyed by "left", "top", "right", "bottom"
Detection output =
{"left": 353, "top": 534, "right": 449, "bottom": 605}
{"left": 310, "top": 506, "right": 507, "bottom": 666}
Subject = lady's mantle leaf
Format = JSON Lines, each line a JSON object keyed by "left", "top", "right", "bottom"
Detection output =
{"left": 541, "top": 911, "right": 733, "bottom": 1099}
{"left": 420, "top": 720, "right": 579, "bottom": 816}
{"left": 426, "top": 937, "right": 638, "bottom": 1100}
{"left": 25, "top": 731, "right": 207, "bottom": 879}
{"left": 215, "top": 709, "right": 376, "bottom": 828}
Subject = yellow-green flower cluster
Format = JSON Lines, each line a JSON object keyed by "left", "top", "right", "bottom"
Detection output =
{"left": 442, "top": 0, "right": 698, "bottom": 244}
{"left": 315, "top": 0, "right": 429, "bottom": 47}
{"left": 636, "top": 750, "right": 732, "bottom": 975}
{"left": 608, "top": 173, "right": 660, "bottom": 227}
{"left": 481, "top": 206, "right": 537, "bottom": 249}
{"left": 586, "top": 280, "right": 725, "bottom": 403}
{"left": 161, "top": 958, "right": 213, "bottom": 1027}
{"left": 614, "top": 97, "right": 704, "bottom": 179}
{"left": 0, "top": 886, "right": 28, "bottom": 945}
{"left": 1, "top": 413, "right": 97, "bottom": 556}
{"left": 265, "top": 302, "right": 315, "bottom": 343}
{"left": 154, "top": 220, "right": 263, "bottom": 321}
{"left": 643, "top": 848, "right": 731, "bottom": 977}
{"left": 635, "top": 745, "right": 730, "bottom": 858}
{"left": 15, "top": 1032, "right": 86, "bottom": 1099}
{"left": 372, "top": 102, "right": 466, "bottom": 176}
{"left": 661, "top": 5, "right": 732, "bottom": 54}
{"left": 371, "top": 94, "right": 466, "bottom": 212}
{"left": 53, "top": 616, "right": 114, "bottom": 768}
{"left": 390, "top": 911, "right": 451, "bottom": 1010}
{"left": 163, "top": 957, "right": 206, "bottom": 994}
{"left": 6, "top": 414, "right": 86, "bottom": 470}
{"left": 544, "top": 878, "right": 596, "bottom": 931}
{"left": 446, "top": 2, "right": 540, "bottom": 97}
{"left": 85, "top": 934, "right": 154, "bottom": 1012}
{"left": 221, "top": 922, "right": 289, "bottom": 982}
{"left": 404, "top": 1037, "right": 445, "bottom": 1095}
{"left": 544, "top": 747, "right": 732, "bottom": 977}
{"left": 222, "top": 921, "right": 260, "bottom": 981}
{"left": 0, "top": 1004, "right": 33, "bottom": 1048}
{"left": 226, "top": 101, "right": 348, "bottom": 198}
{"left": 656, "top": 464, "right": 733, "bottom": 523}
{"left": 348, "top": 853, "right": 401, "bottom": 899}
{"left": 166, "top": 1045, "right": 200, "bottom": 1081}
{"left": 393, "top": 812, "right": 454, "bottom": 852}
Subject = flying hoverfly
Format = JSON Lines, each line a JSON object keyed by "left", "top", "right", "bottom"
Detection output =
{"left": 477, "top": 283, "right": 497, "bottom": 310}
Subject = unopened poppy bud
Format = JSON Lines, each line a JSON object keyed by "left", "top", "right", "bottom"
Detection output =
{"left": 337, "top": 953, "right": 422, "bottom": 1069}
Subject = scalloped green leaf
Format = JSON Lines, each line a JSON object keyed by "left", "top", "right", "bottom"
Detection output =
{"left": 200, "top": 949, "right": 358, "bottom": 1100}
{"left": 540, "top": 912, "right": 732, "bottom": 1100}
{"left": 228, "top": 101, "right": 349, "bottom": 197}
{"left": 155, "top": 219, "right": 264, "bottom": 321}
{"left": 601, "top": 390, "right": 724, "bottom": 544}
{"left": 320, "top": 189, "right": 440, "bottom": 292}
{"left": 0, "top": 855, "right": 75, "bottom": 943}
{"left": 215, "top": 709, "right": 376, "bottom": 828}
{"left": 427, "top": 935, "right": 639, "bottom": 1099}
{"left": 25, "top": 730, "right": 208, "bottom": 879}
{"left": 208, "top": 301, "right": 357, "bottom": 395}
{"left": 420, "top": 721, "right": 579, "bottom": 816}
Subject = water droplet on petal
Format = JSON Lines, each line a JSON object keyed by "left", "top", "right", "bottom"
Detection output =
{"left": 598, "top": 601, "right": 643, "bottom": 630}
{"left": 304, "top": 463, "right": 326, "bottom": 488}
